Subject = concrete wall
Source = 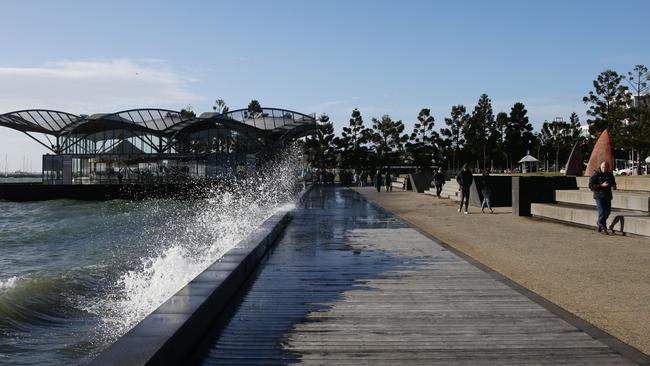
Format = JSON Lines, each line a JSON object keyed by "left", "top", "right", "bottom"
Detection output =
{"left": 555, "top": 189, "right": 650, "bottom": 212}
{"left": 512, "top": 176, "right": 578, "bottom": 216}
{"left": 473, "top": 176, "right": 512, "bottom": 207}
{"left": 577, "top": 176, "right": 650, "bottom": 192}
{"left": 440, "top": 175, "right": 511, "bottom": 207}
{"left": 408, "top": 172, "right": 432, "bottom": 193}
{"left": 88, "top": 187, "right": 309, "bottom": 366}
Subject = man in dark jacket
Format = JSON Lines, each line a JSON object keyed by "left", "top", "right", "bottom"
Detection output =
{"left": 433, "top": 168, "right": 445, "bottom": 198}
{"left": 456, "top": 164, "right": 473, "bottom": 214}
{"left": 373, "top": 170, "right": 382, "bottom": 193}
{"left": 589, "top": 161, "right": 617, "bottom": 234}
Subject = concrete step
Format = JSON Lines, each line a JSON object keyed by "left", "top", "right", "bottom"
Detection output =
{"left": 445, "top": 180, "right": 460, "bottom": 187}
{"left": 576, "top": 176, "right": 650, "bottom": 192}
{"left": 531, "top": 203, "right": 650, "bottom": 237}
{"left": 441, "top": 186, "right": 460, "bottom": 195}
{"left": 555, "top": 189, "right": 650, "bottom": 212}
{"left": 424, "top": 188, "right": 451, "bottom": 198}
{"left": 441, "top": 190, "right": 460, "bottom": 201}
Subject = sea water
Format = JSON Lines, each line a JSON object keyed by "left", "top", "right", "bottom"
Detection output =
{"left": 0, "top": 148, "right": 302, "bottom": 365}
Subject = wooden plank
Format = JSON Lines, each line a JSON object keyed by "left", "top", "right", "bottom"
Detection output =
{"left": 196, "top": 187, "right": 639, "bottom": 365}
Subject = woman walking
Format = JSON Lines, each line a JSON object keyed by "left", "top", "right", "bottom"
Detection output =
{"left": 433, "top": 168, "right": 445, "bottom": 198}
{"left": 385, "top": 170, "right": 392, "bottom": 192}
{"left": 480, "top": 169, "right": 493, "bottom": 213}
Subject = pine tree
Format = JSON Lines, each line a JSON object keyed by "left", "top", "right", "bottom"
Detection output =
{"left": 495, "top": 112, "right": 508, "bottom": 169}
{"left": 503, "top": 102, "right": 536, "bottom": 167}
{"left": 464, "top": 94, "right": 496, "bottom": 170}
{"left": 582, "top": 70, "right": 630, "bottom": 148}
{"left": 334, "top": 108, "right": 371, "bottom": 170}
{"left": 568, "top": 112, "right": 584, "bottom": 143}
{"left": 213, "top": 99, "right": 229, "bottom": 114}
{"left": 625, "top": 65, "right": 650, "bottom": 158}
{"left": 407, "top": 108, "right": 440, "bottom": 171}
{"left": 305, "top": 114, "right": 337, "bottom": 170}
{"left": 369, "top": 115, "right": 407, "bottom": 168}
{"left": 539, "top": 118, "right": 570, "bottom": 171}
{"left": 440, "top": 105, "right": 468, "bottom": 171}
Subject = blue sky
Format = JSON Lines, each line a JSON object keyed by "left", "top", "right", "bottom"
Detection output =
{"left": 1, "top": 0, "right": 648, "bottom": 171}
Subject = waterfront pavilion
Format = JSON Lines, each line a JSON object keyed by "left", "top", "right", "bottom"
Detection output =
{"left": 0, "top": 107, "right": 316, "bottom": 184}
{"left": 518, "top": 154, "right": 540, "bottom": 173}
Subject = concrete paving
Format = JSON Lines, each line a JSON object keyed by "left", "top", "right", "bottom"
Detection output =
{"left": 354, "top": 186, "right": 650, "bottom": 358}
{"left": 192, "top": 186, "right": 644, "bottom": 365}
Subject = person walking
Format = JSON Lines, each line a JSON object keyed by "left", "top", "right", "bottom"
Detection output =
{"left": 385, "top": 170, "right": 392, "bottom": 192}
{"left": 456, "top": 164, "right": 473, "bottom": 214}
{"left": 373, "top": 170, "right": 382, "bottom": 193}
{"left": 480, "top": 169, "right": 493, "bottom": 213}
{"left": 589, "top": 161, "right": 617, "bottom": 234}
{"left": 353, "top": 172, "right": 359, "bottom": 187}
{"left": 433, "top": 168, "right": 445, "bottom": 198}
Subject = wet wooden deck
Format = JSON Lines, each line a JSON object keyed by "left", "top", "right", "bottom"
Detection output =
{"left": 194, "top": 186, "right": 639, "bottom": 365}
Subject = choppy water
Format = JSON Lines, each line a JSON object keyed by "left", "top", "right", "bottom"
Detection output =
{"left": 0, "top": 149, "right": 302, "bottom": 365}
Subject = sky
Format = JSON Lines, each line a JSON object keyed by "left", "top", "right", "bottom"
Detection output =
{"left": 0, "top": 0, "right": 648, "bottom": 171}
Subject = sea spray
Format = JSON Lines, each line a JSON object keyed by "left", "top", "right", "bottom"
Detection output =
{"left": 90, "top": 144, "right": 304, "bottom": 343}
{"left": 0, "top": 276, "right": 19, "bottom": 290}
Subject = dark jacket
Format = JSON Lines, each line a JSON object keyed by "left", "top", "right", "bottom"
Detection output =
{"left": 589, "top": 170, "right": 616, "bottom": 200}
{"left": 480, "top": 174, "right": 491, "bottom": 194}
{"left": 456, "top": 170, "right": 474, "bottom": 190}
{"left": 373, "top": 172, "right": 382, "bottom": 187}
{"left": 433, "top": 172, "right": 445, "bottom": 186}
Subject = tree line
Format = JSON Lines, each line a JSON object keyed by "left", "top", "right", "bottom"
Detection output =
{"left": 305, "top": 64, "right": 649, "bottom": 173}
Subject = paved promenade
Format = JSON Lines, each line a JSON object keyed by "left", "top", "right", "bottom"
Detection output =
{"left": 355, "top": 186, "right": 650, "bottom": 359}
{"left": 194, "top": 186, "right": 642, "bottom": 365}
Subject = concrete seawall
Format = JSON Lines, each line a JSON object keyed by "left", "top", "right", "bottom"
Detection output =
{"left": 89, "top": 187, "right": 309, "bottom": 366}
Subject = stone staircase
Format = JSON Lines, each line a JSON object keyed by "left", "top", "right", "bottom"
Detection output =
{"left": 424, "top": 179, "right": 461, "bottom": 201}
{"left": 391, "top": 176, "right": 407, "bottom": 191}
{"left": 531, "top": 177, "right": 650, "bottom": 237}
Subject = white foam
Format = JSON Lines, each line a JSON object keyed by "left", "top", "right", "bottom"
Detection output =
{"left": 0, "top": 276, "right": 19, "bottom": 290}
{"left": 89, "top": 144, "right": 303, "bottom": 339}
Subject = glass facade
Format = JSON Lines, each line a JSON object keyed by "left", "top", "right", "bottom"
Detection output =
{"left": 0, "top": 107, "right": 317, "bottom": 185}
{"left": 44, "top": 124, "right": 261, "bottom": 184}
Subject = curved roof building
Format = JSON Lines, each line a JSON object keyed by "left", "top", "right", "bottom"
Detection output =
{"left": 0, "top": 107, "right": 316, "bottom": 184}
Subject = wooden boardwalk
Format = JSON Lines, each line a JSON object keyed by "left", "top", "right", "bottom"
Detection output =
{"left": 195, "top": 186, "right": 639, "bottom": 365}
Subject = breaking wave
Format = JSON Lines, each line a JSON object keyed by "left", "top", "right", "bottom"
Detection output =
{"left": 0, "top": 144, "right": 304, "bottom": 365}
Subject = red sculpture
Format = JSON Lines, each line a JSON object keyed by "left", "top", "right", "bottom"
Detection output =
{"left": 584, "top": 129, "right": 613, "bottom": 176}
{"left": 565, "top": 141, "right": 583, "bottom": 176}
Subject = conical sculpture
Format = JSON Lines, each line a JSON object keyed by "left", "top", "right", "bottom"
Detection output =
{"left": 564, "top": 141, "right": 582, "bottom": 176}
{"left": 584, "top": 129, "right": 613, "bottom": 176}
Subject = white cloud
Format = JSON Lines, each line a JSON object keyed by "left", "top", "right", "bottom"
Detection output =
{"left": 0, "top": 59, "right": 203, "bottom": 114}
{"left": 306, "top": 97, "right": 361, "bottom": 113}
{"left": 0, "top": 59, "right": 204, "bottom": 171}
